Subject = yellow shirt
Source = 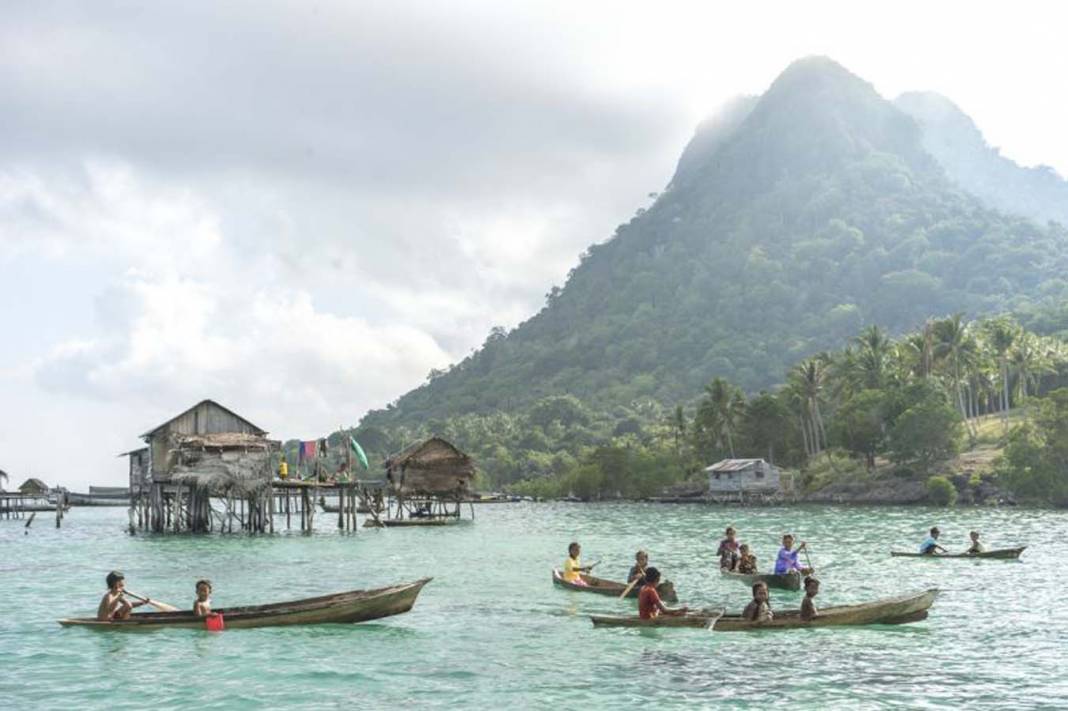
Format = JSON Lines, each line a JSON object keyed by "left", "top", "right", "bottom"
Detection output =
{"left": 563, "top": 556, "right": 582, "bottom": 583}
{"left": 278, "top": 460, "right": 289, "bottom": 480}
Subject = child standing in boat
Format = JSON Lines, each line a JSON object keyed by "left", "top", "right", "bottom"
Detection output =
{"left": 637, "top": 568, "right": 687, "bottom": 620}
{"left": 193, "top": 579, "right": 213, "bottom": 616}
{"left": 717, "top": 527, "right": 740, "bottom": 571}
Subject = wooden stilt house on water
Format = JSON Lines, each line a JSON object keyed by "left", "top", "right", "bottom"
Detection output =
{"left": 128, "top": 400, "right": 279, "bottom": 533}
{"left": 377, "top": 437, "right": 476, "bottom": 526}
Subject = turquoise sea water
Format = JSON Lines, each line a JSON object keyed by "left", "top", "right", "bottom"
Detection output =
{"left": 2, "top": 503, "right": 1066, "bottom": 709}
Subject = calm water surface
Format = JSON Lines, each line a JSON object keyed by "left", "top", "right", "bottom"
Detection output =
{"left": 2, "top": 503, "right": 1066, "bottom": 709}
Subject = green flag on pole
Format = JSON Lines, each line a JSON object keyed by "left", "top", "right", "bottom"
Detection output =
{"left": 349, "top": 437, "right": 370, "bottom": 470}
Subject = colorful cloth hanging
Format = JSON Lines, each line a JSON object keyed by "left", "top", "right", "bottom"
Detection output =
{"left": 299, "top": 440, "right": 317, "bottom": 462}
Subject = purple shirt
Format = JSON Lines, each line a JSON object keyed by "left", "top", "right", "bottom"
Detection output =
{"left": 774, "top": 547, "right": 801, "bottom": 574}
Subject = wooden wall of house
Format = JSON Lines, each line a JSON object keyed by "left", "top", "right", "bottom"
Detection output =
{"left": 707, "top": 464, "right": 781, "bottom": 493}
{"left": 147, "top": 402, "right": 262, "bottom": 480}
{"left": 128, "top": 449, "right": 149, "bottom": 495}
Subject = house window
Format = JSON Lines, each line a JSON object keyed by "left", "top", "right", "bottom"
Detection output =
{"left": 714, "top": 473, "right": 721, "bottom": 480}
{"left": 755, "top": 471, "right": 764, "bottom": 479}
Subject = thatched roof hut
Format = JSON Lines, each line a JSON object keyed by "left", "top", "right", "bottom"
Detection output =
{"left": 385, "top": 437, "right": 476, "bottom": 498}
{"left": 19, "top": 478, "right": 50, "bottom": 495}
{"left": 168, "top": 432, "right": 279, "bottom": 495}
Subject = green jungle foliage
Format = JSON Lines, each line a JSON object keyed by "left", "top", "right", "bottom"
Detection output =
{"left": 306, "top": 315, "right": 1068, "bottom": 502}
{"left": 925, "top": 475, "right": 958, "bottom": 507}
{"left": 997, "top": 388, "right": 1068, "bottom": 506}
{"left": 361, "top": 57, "right": 1068, "bottom": 440}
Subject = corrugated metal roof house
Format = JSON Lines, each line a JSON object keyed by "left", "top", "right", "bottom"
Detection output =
{"left": 705, "top": 459, "right": 780, "bottom": 494}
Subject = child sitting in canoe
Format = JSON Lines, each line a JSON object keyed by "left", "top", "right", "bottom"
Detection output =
{"left": 193, "top": 579, "right": 213, "bottom": 616}
{"left": 637, "top": 568, "right": 688, "bottom": 620}
{"left": 800, "top": 577, "right": 819, "bottom": 621}
{"left": 743, "top": 581, "right": 773, "bottom": 622}
{"left": 97, "top": 571, "right": 151, "bottom": 621}
{"left": 717, "top": 527, "right": 740, "bottom": 571}
{"left": 967, "top": 531, "right": 985, "bottom": 554}
{"left": 774, "top": 534, "right": 812, "bottom": 575}
{"left": 628, "top": 550, "right": 649, "bottom": 584}
{"left": 736, "top": 544, "right": 758, "bottom": 574}
{"left": 920, "top": 527, "right": 947, "bottom": 555}
{"left": 562, "top": 542, "right": 594, "bottom": 585}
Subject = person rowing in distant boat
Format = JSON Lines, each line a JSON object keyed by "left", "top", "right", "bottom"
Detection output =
{"left": 920, "top": 527, "right": 947, "bottom": 555}
{"left": 97, "top": 571, "right": 152, "bottom": 621}
{"left": 800, "top": 577, "right": 819, "bottom": 621}
{"left": 717, "top": 526, "right": 740, "bottom": 571}
{"left": 736, "top": 543, "right": 758, "bottom": 574}
{"left": 774, "top": 534, "right": 813, "bottom": 576}
{"left": 193, "top": 579, "right": 213, "bottom": 616}
{"left": 742, "top": 581, "right": 773, "bottom": 622}
{"left": 627, "top": 550, "right": 649, "bottom": 584}
{"left": 562, "top": 542, "right": 596, "bottom": 586}
{"left": 966, "top": 530, "right": 985, "bottom": 554}
{"left": 638, "top": 568, "right": 688, "bottom": 620}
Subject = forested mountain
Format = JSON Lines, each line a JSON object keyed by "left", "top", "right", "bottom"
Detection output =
{"left": 896, "top": 91, "right": 1068, "bottom": 227}
{"left": 362, "top": 56, "right": 1068, "bottom": 439}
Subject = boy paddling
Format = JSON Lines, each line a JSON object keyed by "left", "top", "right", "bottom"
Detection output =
{"left": 920, "top": 527, "right": 947, "bottom": 555}
{"left": 97, "top": 571, "right": 152, "bottom": 621}
{"left": 774, "top": 534, "right": 812, "bottom": 575}
{"left": 637, "top": 568, "right": 688, "bottom": 620}
{"left": 562, "top": 542, "right": 595, "bottom": 585}
{"left": 627, "top": 550, "right": 649, "bottom": 584}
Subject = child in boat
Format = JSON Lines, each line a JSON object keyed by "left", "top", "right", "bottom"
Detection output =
{"left": 800, "top": 576, "right": 819, "bottom": 621}
{"left": 628, "top": 550, "right": 649, "bottom": 584}
{"left": 193, "top": 579, "right": 213, "bottom": 616}
{"left": 638, "top": 567, "right": 688, "bottom": 620}
{"left": 562, "top": 542, "right": 593, "bottom": 585}
{"left": 717, "top": 527, "right": 740, "bottom": 571}
{"left": 742, "top": 581, "right": 773, "bottom": 622}
{"left": 774, "top": 534, "right": 812, "bottom": 575}
{"left": 736, "top": 544, "right": 758, "bottom": 574}
{"left": 967, "top": 530, "right": 985, "bottom": 554}
{"left": 97, "top": 571, "right": 150, "bottom": 621}
{"left": 920, "top": 527, "right": 947, "bottom": 555}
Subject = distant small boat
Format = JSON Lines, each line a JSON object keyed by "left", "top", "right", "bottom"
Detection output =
{"left": 721, "top": 568, "right": 802, "bottom": 591}
{"left": 552, "top": 569, "right": 678, "bottom": 603}
{"left": 590, "top": 589, "right": 939, "bottom": 630}
{"left": 58, "top": 579, "right": 431, "bottom": 630}
{"left": 363, "top": 517, "right": 457, "bottom": 527}
{"left": 319, "top": 497, "right": 383, "bottom": 514}
{"left": 890, "top": 546, "right": 1026, "bottom": 559}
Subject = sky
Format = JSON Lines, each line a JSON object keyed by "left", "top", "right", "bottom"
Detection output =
{"left": 1, "top": 0, "right": 1066, "bottom": 490}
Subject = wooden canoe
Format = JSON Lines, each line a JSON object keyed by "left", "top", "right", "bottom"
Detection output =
{"left": 552, "top": 569, "right": 678, "bottom": 603}
{"left": 890, "top": 546, "right": 1026, "bottom": 559}
{"left": 590, "top": 588, "right": 939, "bottom": 630}
{"left": 58, "top": 578, "right": 431, "bottom": 630}
{"left": 720, "top": 568, "right": 802, "bottom": 591}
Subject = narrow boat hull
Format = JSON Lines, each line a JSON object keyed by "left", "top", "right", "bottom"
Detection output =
{"left": 58, "top": 578, "right": 430, "bottom": 630}
{"left": 590, "top": 589, "right": 939, "bottom": 630}
{"left": 552, "top": 569, "right": 678, "bottom": 603}
{"left": 890, "top": 546, "right": 1025, "bottom": 559}
{"left": 721, "top": 569, "right": 802, "bottom": 591}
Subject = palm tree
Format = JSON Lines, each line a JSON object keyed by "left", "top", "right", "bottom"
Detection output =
{"left": 983, "top": 318, "right": 1018, "bottom": 430}
{"left": 789, "top": 357, "right": 829, "bottom": 456}
{"left": 901, "top": 321, "right": 936, "bottom": 380}
{"left": 1010, "top": 332, "right": 1056, "bottom": 404}
{"left": 854, "top": 324, "right": 892, "bottom": 389}
{"left": 698, "top": 378, "right": 745, "bottom": 458}
{"left": 932, "top": 314, "right": 978, "bottom": 439}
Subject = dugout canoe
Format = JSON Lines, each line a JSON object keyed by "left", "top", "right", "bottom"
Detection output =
{"left": 889, "top": 546, "right": 1026, "bottom": 559}
{"left": 58, "top": 578, "right": 431, "bottom": 630}
{"left": 589, "top": 588, "right": 938, "bottom": 630}
{"left": 720, "top": 568, "right": 802, "bottom": 591}
{"left": 552, "top": 569, "right": 678, "bottom": 603}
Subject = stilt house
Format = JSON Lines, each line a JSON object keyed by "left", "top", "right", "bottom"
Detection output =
{"left": 705, "top": 459, "right": 781, "bottom": 497}
{"left": 129, "top": 399, "right": 278, "bottom": 532}
{"left": 380, "top": 437, "right": 476, "bottom": 523}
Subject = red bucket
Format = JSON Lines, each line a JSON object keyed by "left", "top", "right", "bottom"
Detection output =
{"left": 205, "top": 613, "right": 225, "bottom": 631}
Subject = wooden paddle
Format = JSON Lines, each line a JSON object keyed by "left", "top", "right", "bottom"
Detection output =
{"left": 124, "top": 590, "right": 179, "bottom": 612}
{"left": 802, "top": 544, "right": 815, "bottom": 575}
{"left": 619, "top": 567, "right": 645, "bottom": 599}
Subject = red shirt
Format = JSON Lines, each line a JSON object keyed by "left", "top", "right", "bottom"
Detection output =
{"left": 638, "top": 585, "right": 662, "bottom": 619}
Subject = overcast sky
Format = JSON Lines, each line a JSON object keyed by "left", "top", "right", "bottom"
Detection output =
{"left": 1, "top": 1, "right": 1066, "bottom": 490}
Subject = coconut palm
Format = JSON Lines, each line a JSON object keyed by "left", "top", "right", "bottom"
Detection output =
{"left": 697, "top": 378, "right": 745, "bottom": 458}
{"left": 982, "top": 318, "right": 1019, "bottom": 430}
{"left": 932, "top": 314, "right": 978, "bottom": 438}
{"left": 789, "top": 357, "right": 830, "bottom": 456}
